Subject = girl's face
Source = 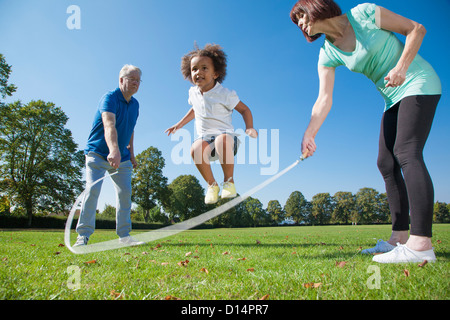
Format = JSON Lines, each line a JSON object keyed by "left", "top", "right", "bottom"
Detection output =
{"left": 190, "top": 55, "right": 218, "bottom": 93}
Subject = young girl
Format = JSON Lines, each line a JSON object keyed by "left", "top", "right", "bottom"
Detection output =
{"left": 166, "top": 44, "right": 257, "bottom": 205}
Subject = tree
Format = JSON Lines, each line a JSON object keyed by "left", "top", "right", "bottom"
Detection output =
{"left": 310, "top": 193, "right": 333, "bottom": 225}
{"left": 332, "top": 191, "right": 356, "bottom": 224}
{"left": 355, "top": 188, "right": 381, "bottom": 224}
{"left": 131, "top": 146, "right": 170, "bottom": 222}
{"left": 434, "top": 201, "right": 450, "bottom": 223}
{"left": 166, "top": 175, "right": 205, "bottom": 221}
{"left": 243, "top": 197, "right": 267, "bottom": 227}
{"left": 0, "top": 100, "right": 84, "bottom": 226}
{"left": 0, "top": 54, "right": 17, "bottom": 100}
{"left": 267, "top": 200, "right": 285, "bottom": 225}
{"left": 100, "top": 204, "right": 116, "bottom": 219}
{"left": 376, "top": 193, "right": 390, "bottom": 223}
{"left": 0, "top": 195, "right": 10, "bottom": 214}
{"left": 284, "top": 191, "right": 309, "bottom": 224}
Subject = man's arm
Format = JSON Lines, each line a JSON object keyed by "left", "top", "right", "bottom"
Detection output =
{"left": 102, "top": 111, "right": 121, "bottom": 169}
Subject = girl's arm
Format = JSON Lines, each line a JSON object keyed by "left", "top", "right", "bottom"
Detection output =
{"left": 376, "top": 6, "right": 427, "bottom": 88}
{"left": 235, "top": 101, "right": 258, "bottom": 138}
{"left": 302, "top": 65, "right": 335, "bottom": 158}
{"left": 165, "top": 107, "right": 195, "bottom": 135}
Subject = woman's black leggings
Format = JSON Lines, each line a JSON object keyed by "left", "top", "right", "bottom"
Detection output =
{"left": 377, "top": 95, "right": 440, "bottom": 237}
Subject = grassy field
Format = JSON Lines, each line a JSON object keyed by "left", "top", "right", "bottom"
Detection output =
{"left": 0, "top": 224, "right": 448, "bottom": 300}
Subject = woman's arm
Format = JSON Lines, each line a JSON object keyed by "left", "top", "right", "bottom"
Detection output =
{"left": 302, "top": 65, "right": 335, "bottom": 158}
{"left": 376, "top": 6, "right": 427, "bottom": 88}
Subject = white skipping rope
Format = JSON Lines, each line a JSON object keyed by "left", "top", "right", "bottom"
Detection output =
{"left": 65, "top": 155, "right": 307, "bottom": 254}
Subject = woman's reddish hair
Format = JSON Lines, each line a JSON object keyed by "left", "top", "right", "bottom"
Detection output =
{"left": 290, "top": 0, "right": 342, "bottom": 42}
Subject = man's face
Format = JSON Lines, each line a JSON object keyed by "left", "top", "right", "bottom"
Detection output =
{"left": 120, "top": 69, "right": 141, "bottom": 97}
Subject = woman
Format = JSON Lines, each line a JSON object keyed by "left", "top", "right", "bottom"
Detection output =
{"left": 290, "top": 0, "right": 441, "bottom": 263}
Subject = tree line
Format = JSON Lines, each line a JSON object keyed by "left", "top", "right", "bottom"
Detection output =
{"left": 1, "top": 54, "right": 449, "bottom": 227}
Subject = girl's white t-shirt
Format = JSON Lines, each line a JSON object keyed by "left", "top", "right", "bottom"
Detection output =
{"left": 188, "top": 82, "right": 240, "bottom": 137}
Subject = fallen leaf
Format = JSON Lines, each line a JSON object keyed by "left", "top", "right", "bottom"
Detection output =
{"left": 237, "top": 257, "right": 246, "bottom": 261}
{"left": 256, "top": 240, "right": 261, "bottom": 245}
{"left": 335, "top": 261, "right": 348, "bottom": 268}
{"left": 58, "top": 243, "right": 65, "bottom": 247}
{"left": 110, "top": 290, "right": 124, "bottom": 299}
{"left": 222, "top": 251, "right": 229, "bottom": 255}
{"left": 165, "top": 295, "right": 181, "bottom": 300}
{"left": 200, "top": 267, "right": 209, "bottom": 274}
{"left": 185, "top": 252, "right": 192, "bottom": 257}
{"left": 177, "top": 260, "right": 189, "bottom": 267}
{"left": 403, "top": 269, "right": 410, "bottom": 277}
{"left": 303, "top": 282, "right": 322, "bottom": 289}
{"left": 54, "top": 252, "right": 61, "bottom": 255}
{"left": 247, "top": 268, "right": 255, "bottom": 272}
{"left": 339, "top": 246, "right": 344, "bottom": 250}
{"left": 84, "top": 259, "right": 97, "bottom": 264}
{"left": 418, "top": 260, "right": 428, "bottom": 267}
{"left": 142, "top": 251, "right": 148, "bottom": 255}
{"left": 259, "top": 294, "right": 270, "bottom": 300}
{"left": 161, "top": 262, "right": 169, "bottom": 266}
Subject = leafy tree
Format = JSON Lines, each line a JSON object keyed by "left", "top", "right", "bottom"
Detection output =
{"left": 376, "top": 192, "right": 390, "bottom": 223}
{"left": 243, "top": 197, "right": 267, "bottom": 227}
{"left": 131, "top": 146, "right": 170, "bottom": 222}
{"left": 284, "top": 191, "right": 309, "bottom": 224}
{"left": 267, "top": 200, "right": 285, "bottom": 225}
{"left": 0, "top": 100, "right": 84, "bottom": 226}
{"left": 0, "top": 54, "right": 17, "bottom": 100}
{"left": 332, "top": 191, "right": 356, "bottom": 224}
{"left": 310, "top": 193, "right": 333, "bottom": 225}
{"left": 434, "top": 201, "right": 450, "bottom": 223}
{"left": 355, "top": 188, "right": 381, "bottom": 224}
{"left": 166, "top": 175, "right": 205, "bottom": 221}
{"left": 0, "top": 195, "right": 10, "bottom": 214}
{"left": 100, "top": 204, "right": 116, "bottom": 218}
{"left": 208, "top": 196, "right": 245, "bottom": 228}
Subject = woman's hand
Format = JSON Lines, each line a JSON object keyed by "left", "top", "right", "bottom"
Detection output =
{"left": 384, "top": 66, "right": 407, "bottom": 88}
{"left": 301, "top": 135, "right": 316, "bottom": 159}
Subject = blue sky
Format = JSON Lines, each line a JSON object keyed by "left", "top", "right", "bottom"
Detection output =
{"left": 1, "top": 0, "right": 449, "bottom": 212}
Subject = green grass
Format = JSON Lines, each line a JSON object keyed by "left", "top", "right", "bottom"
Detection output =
{"left": 0, "top": 224, "right": 449, "bottom": 300}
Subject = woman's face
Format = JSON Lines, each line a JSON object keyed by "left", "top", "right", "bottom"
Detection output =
{"left": 296, "top": 11, "right": 315, "bottom": 36}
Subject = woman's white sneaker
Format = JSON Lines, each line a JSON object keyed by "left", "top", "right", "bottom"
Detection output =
{"left": 372, "top": 243, "right": 436, "bottom": 263}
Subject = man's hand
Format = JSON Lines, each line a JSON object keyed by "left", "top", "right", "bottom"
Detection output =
{"left": 107, "top": 149, "right": 121, "bottom": 169}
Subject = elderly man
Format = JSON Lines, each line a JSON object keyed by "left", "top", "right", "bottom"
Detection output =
{"left": 74, "top": 65, "right": 143, "bottom": 247}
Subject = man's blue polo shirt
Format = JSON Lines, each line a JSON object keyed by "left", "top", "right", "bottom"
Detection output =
{"left": 84, "top": 88, "right": 139, "bottom": 162}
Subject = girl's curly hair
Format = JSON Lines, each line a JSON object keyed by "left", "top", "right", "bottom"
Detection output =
{"left": 181, "top": 43, "right": 228, "bottom": 84}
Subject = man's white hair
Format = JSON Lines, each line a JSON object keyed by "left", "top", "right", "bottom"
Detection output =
{"left": 119, "top": 64, "right": 142, "bottom": 79}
